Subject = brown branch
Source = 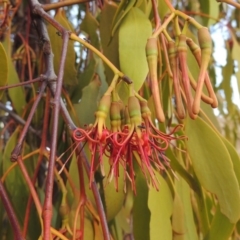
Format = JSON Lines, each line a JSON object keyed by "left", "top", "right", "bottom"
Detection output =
{"left": 0, "top": 76, "right": 45, "bottom": 91}
{"left": 43, "top": 31, "right": 69, "bottom": 239}
{"left": 11, "top": 82, "right": 47, "bottom": 162}
{"left": 43, "top": 0, "right": 92, "bottom": 11}
{"left": 0, "top": 181, "right": 24, "bottom": 240}
{"left": 29, "top": 1, "right": 111, "bottom": 238}
{"left": 217, "top": 0, "right": 240, "bottom": 9}
{"left": 0, "top": 102, "right": 40, "bottom": 136}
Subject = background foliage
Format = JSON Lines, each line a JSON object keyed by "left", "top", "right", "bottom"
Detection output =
{"left": 0, "top": 0, "right": 240, "bottom": 239}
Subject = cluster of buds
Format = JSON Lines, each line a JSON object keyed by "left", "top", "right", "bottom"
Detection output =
{"left": 146, "top": 26, "right": 218, "bottom": 121}
{"left": 73, "top": 89, "right": 184, "bottom": 192}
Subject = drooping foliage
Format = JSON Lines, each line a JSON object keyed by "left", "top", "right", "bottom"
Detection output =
{"left": 0, "top": 0, "right": 240, "bottom": 239}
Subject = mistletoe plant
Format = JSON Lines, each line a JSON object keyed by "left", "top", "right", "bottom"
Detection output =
{"left": 0, "top": 0, "right": 240, "bottom": 239}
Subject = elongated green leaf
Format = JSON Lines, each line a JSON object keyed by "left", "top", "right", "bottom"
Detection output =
{"left": 47, "top": 10, "right": 77, "bottom": 85}
{"left": 185, "top": 116, "right": 240, "bottom": 223}
{"left": 221, "top": 137, "right": 240, "bottom": 186}
{"left": 99, "top": 1, "right": 120, "bottom": 85}
{"left": 74, "top": 78, "right": 101, "bottom": 127}
{"left": 231, "top": 34, "right": 240, "bottom": 97}
{"left": 2, "top": 130, "right": 31, "bottom": 227}
{"left": 158, "top": 0, "right": 170, "bottom": 19}
{"left": 205, "top": 207, "right": 235, "bottom": 240}
{"left": 221, "top": 50, "right": 234, "bottom": 114}
{"left": 148, "top": 174, "right": 173, "bottom": 240}
{"left": 133, "top": 167, "right": 150, "bottom": 240}
{"left": 80, "top": 11, "right": 99, "bottom": 49}
{"left": 119, "top": 7, "right": 152, "bottom": 92}
{"left": 0, "top": 42, "right": 8, "bottom": 99}
{"left": 8, "top": 61, "right": 26, "bottom": 115}
{"left": 111, "top": 0, "right": 137, "bottom": 36}
{"left": 71, "top": 58, "right": 96, "bottom": 103}
{"left": 199, "top": 0, "right": 219, "bottom": 26}
{"left": 175, "top": 175, "right": 198, "bottom": 240}
{"left": 172, "top": 193, "right": 185, "bottom": 240}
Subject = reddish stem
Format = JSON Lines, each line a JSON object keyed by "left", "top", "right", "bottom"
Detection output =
{"left": 0, "top": 180, "right": 24, "bottom": 240}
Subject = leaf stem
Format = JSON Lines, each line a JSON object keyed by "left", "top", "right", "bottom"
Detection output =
{"left": 43, "top": 0, "right": 91, "bottom": 11}
{"left": 152, "top": 12, "right": 175, "bottom": 38}
{"left": 70, "top": 33, "right": 124, "bottom": 77}
{"left": 0, "top": 180, "right": 24, "bottom": 240}
{"left": 216, "top": 0, "right": 240, "bottom": 9}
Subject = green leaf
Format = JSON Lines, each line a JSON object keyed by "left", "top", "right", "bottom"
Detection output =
{"left": 2, "top": 129, "right": 38, "bottom": 234}
{"left": 80, "top": 11, "right": 100, "bottom": 49}
{"left": 71, "top": 58, "right": 96, "bottom": 103}
{"left": 175, "top": 176, "right": 198, "bottom": 240}
{"left": 47, "top": 10, "right": 77, "bottom": 85}
{"left": 119, "top": 7, "right": 152, "bottom": 92}
{"left": 148, "top": 174, "right": 173, "bottom": 240}
{"left": 221, "top": 137, "right": 240, "bottom": 187}
{"left": 205, "top": 207, "right": 235, "bottom": 240}
{"left": 172, "top": 193, "right": 185, "bottom": 240}
{"left": 111, "top": 0, "right": 137, "bottom": 36}
{"left": 198, "top": 0, "right": 219, "bottom": 26}
{"left": 99, "top": 1, "right": 120, "bottom": 85}
{"left": 231, "top": 34, "right": 240, "bottom": 97}
{"left": 221, "top": 50, "right": 234, "bottom": 114}
{"left": 74, "top": 78, "right": 101, "bottom": 127}
{"left": 133, "top": 167, "right": 150, "bottom": 240}
{"left": 158, "top": 0, "right": 170, "bottom": 20}
{"left": 0, "top": 42, "right": 8, "bottom": 100}
{"left": 8, "top": 59, "right": 26, "bottom": 115}
{"left": 185, "top": 116, "right": 240, "bottom": 223}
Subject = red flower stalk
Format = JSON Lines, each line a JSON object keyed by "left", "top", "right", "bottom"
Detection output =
{"left": 73, "top": 95, "right": 184, "bottom": 192}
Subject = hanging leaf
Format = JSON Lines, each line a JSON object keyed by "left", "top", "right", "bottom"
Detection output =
{"left": 158, "top": 0, "right": 170, "bottom": 19}
{"left": 221, "top": 137, "right": 240, "bottom": 186}
{"left": 74, "top": 77, "right": 101, "bottom": 127}
{"left": 2, "top": 129, "right": 32, "bottom": 229}
{"left": 119, "top": 7, "right": 152, "bottom": 92}
{"left": 198, "top": 0, "right": 219, "bottom": 26}
{"left": 0, "top": 42, "right": 8, "bottom": 100}
{"left": 148, "top": 174, "right": 173, "bottom": 240}
{"left": 185, "top": 116, "right": 240, "bottom": 223}
{"left": 221, "top": 50, "right": 234, "bottom": 114}
{"left": 205, "top": 207, "right": 235, "bottom": 240}
{"left": 133, "top": 166, "right": 150, "bottom": 240}
{"left": 71, "top": 58, "right": 96, "bottom": 103}
{"left": 7, "top": 58, "right": 26, "bottom": 115}
{"left": 111, "top": 0, "right": 137, "bottom": 37}
{"left": 47, "top": 10, "right": 77, "bottom": 86}
{"left": 80, "top": 11, "right": 99, "bottom": 50}
{"left": 231, "top": 32, "right": 240, "bottom": 97}
{"left": 172, "top": 193, "right": 185, "bottom": 240}
{"left": 99, "top": 1, "right": 120, "bottom": 85}
{"left": 175, "top": 160, "right": 198, "bottom": 240}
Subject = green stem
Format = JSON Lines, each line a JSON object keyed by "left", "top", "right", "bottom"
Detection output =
{"left": 70, "top": 33, "right": 123, "bottom": 77}
{"left": 175, "top": 10, "right": 203, "bottom": 29}
{"left": 152, "top": 12, "right": 175, "bottom": 38}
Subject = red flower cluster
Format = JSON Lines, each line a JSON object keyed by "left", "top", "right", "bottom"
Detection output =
{"left": 73, "top": 94, "right": 184, "bottom": 192}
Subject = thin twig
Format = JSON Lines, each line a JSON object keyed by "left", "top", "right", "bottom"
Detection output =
{"left": 11, "top": 82, "right": 47, "bottom": 162}
{"left": 0, "top": 102, "right": 40, "bottom": 136}
{"left": 43, "top": 0, "right": 92, "bottom": 11}
{"left": 217, "top": 0, "right": 240, "bottom": 9}
{"left": 43, "top": 30, "right": 69, "bottom": 239}
{"left": 0, "top": 180, "right": 24, "bottom": 240}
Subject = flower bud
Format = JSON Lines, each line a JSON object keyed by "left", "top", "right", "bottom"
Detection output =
{"left": 110, "top": 101, "right": 121, "bottom": 132}
{"left": 168, "top": 41, "right": 185, "bottom": 119}
{"left": 128, "top": 96, "right": 142, "bottom": 138}
{"left": 177, "top": 35, "right": 197, "bottom": 119}
{"left": 146, "top": 37, "right": 165, "bottom": 122}
{"left": 193, "top": 27, "right": 213, "bottom": 114}
{"left": 95, "top": 94, "right": 111, "bottom": 139}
